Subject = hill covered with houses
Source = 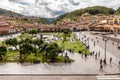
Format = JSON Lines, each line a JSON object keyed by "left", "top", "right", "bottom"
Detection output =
{"left": 53, "top": 6, "right": 116, "bottom": 23}
{"left": 0, "top": 6, "right": 120, "bottom": 36}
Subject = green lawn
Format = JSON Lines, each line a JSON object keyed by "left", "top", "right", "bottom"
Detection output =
{"left": 53, "top": 32, "right": 89, "bottom": 54}
{"left": 0, "top": 32, "right": 85, "bottom": 63}
{"left": 56, "top": 56, "right": 74, "bottom": 62}
{"left": 54, "top": 40, "right": 89, "bottom": 54}
{"left": 6, "top": 50, "right": 19, "bottom": 57}
{"left": 0, "top": 50, "right": 74, "bottom": 63}
{"left": 0, "top": 41, "right": 2, "bottom": 45}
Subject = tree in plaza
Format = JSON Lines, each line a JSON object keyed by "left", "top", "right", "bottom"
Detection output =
{"left": 19, "top": 38, "right": 32, "bottom": 44}
{"left": 39, "top": 42, "right": 48, "bottom": 63}
{"left": 62, "top": 29, "right": 72, "bottom": 49}
{"left": 19, "top": 31, "right": 25, "bottom": 39}
{"left": 32, "top": 39, "right": 44, "bottom": 56}
{"left": 32, "top": 38, "right": 44, "bottom": 47}
{"left": 28, "top": 29, "right": 38, "bottom": 37}
{"left": 5, "top": 38, "right": 18, "bottom": 50}
{"left": 62, "top": 29, "right": 71, "bottom": 41}
{"left": 32, "top": 47, "right": 38, "bottom": 56}
{"left": 0, "top": 45, "right": 7, "bottom": 60}
{"left": 19, "top": 43, "right": 33, "bottom": 60}
{"left": 45, "top": 43, "right": 62, "bottom": 62}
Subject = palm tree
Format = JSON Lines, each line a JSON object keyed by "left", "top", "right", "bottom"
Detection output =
{"left": 62, "top": 29, "right": 72, "bottom": 50}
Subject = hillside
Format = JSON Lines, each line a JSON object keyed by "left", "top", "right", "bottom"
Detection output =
{"left": 0, "top": 8, "right": 47, "bottom": 24}
{"left": 0, "top": 8, "right": 23, "bottom": 17}
{"left": 53, "top": 6, "right": 115, "bottom": 23}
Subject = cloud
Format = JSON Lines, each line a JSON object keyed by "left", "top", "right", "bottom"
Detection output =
{"left": 0, "top": 0, "right": 120, "bottom": 18}
{"left": 69, "top": 0, "right": 80, "bottom": 6}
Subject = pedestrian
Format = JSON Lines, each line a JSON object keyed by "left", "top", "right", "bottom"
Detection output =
{"left": 99, "top": 64, "right": 103, "bottom": 71}
{"left": 110, "top": 57, "right": 112, "bottom": 64}
{"left": 85, "top": 54, "right": 87, "bottom": 58}
{"left": 103, "top": 59, "right": 106, "bottom": 65}
{"left": 92, "top": 51, "right": 94, "bottom": 56}
{"left": 65, "top": 52, "right": 68, "bottom": 57}
{"left": 100, "top": 59, "right": 102, "bottom": 64}
{"left": 95, "top": 53, "right": 97, "bottom": 59}
{"left": 81, "top": 53, "right": 84, "bottom": 58}
{"left": 98, "top": 51, "right": 100, "bottom": 57}
{"left": 118, "top": 61, "right": 120, "bottom": 68}
{"left": 64, "top": 59, "right": 67, "bottom": 63}
{"left": 94, "top": 42, "right": 95, "bottom": 47}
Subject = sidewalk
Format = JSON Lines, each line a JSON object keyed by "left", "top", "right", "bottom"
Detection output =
{"left": 75, "top": 32, "right": 120, "bottom": 74}
{"left": 109, "top": 34, "right": 120, "bottom": 40}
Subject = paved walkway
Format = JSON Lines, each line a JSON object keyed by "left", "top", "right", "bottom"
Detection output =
{"left": 109, "top": 34, "right": 120, "bottom": 40}
{"left": 0, "top": 76, "right": 96, "bottom": 80}
{"left": 0, "top": 33, "right": 20, "bottom": 41}
{"left": 0, "top": 75, "right": 120, "bottom": 80}
{"left": 75, "top": 32, "right": 120, "bottom": 74}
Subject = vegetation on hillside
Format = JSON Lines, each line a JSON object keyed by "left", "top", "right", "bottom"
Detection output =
{"left": 0, "top": 8, "right": 22, "bottom": 17}
{"left": 0, "top": 8, "right": 47, "bottom": 24}
{"left": 53, "top": 6, "right": 116, "bottom": 23}
{"left": 116, "top": 7, "right": 120, "bottom": 14}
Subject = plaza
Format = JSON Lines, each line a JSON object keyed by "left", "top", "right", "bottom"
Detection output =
{"left": 0, "top": 31, "right": 120, "bottom": 80}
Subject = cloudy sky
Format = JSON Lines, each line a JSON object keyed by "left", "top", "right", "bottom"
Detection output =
{"left": 0, "top": 0, "right": 120, "bottom": 18}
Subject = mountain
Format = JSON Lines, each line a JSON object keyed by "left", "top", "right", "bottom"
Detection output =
{"left": 52, "top": 6, "right": 116, "bottom": 23}
{"left": 0, "top": 0, "right": 120, "bottom": 18}
{"left": 44, "top": 18, "right": 55, "bottom": 24}
{"left": 0, "top": 8, "right": 22, "bottom": 17}
{"left": 0, "top": 8, "right": 47, "bottom": 24}
{"left": 0, "top": 0, "right": 82, "bottom": 18}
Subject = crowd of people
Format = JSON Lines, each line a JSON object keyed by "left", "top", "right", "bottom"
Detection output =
{"left": 78, "top": 33, "right": 120, "bottom": 72}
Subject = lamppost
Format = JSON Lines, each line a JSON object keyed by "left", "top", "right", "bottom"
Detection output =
{"left": 40, "top": 29, "right": 44, "bottom": 63}
{"left": 103, "top": 36, "right": 108, "bottom": 64}
{"left": 79, "top": 32, "right": 80, "bottom": 40}
{"left": 40, "top": 29, "right": 43, "bottom": 39}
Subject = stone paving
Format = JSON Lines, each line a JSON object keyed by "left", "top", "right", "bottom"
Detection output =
{"left": 0, "top": 76, "right": 96, "bottom": 80}
{"left": 0, "top": 75, "right": 120, "bottom": 80}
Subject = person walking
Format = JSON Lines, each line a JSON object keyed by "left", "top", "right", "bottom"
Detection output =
{"left": 95, "top": 53, "right": 97, "bottom": 60}
{"left": 118, "top": 61, "right": 120, "bottom": 69}
{"left": 110, "top": 57, "right": 112, "bottom": 64}
{"left": 85, "top": 54, "right": 87, "bottom": 58}
{"left": 99, "top": 64, "right": 103, "bottom": 71}
{"left": 92, "top": 51, "right": 95, "bottom": 56}
{"left": 81, "top": 53, "right": 84, "bottom": 58}
{"left": 94, "top": 42, "right": 95, "bottom": 47}
{"left": 103, "top": 59, "right": 106, "bottom": 65}
{"left": 100, "top": 59, "right": 102, "bottom": 64}
{"left": 98, "top": 51, "right": 100, "bottom": 58}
